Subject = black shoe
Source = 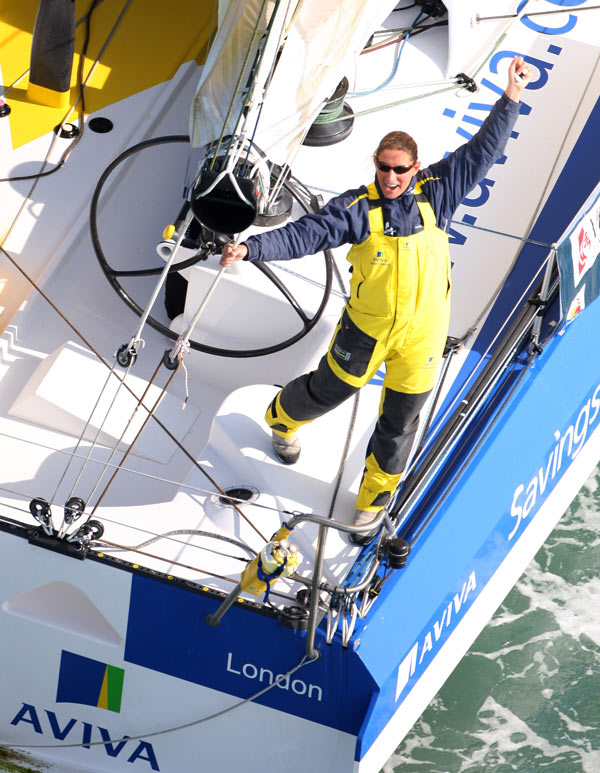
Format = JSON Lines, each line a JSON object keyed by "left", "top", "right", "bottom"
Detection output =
{"left": 271, "top": 432, "right": 301, "bottom": 465}
{"left": 349, "top": 530, "right": 378, "bottom": 546}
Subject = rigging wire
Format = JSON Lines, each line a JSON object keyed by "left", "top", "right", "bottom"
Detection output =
{"left": 95, "top": 528, "right": 257, "bottom": 558}
{"left": 0, "top": 0, "right": 575, "bottom": 620}
{"left": 68, "top": 357, "right": 172, "bottom": 509}
{"left": 0, "top": 243, "right": 269, "bottom": 541}
{"left": 239, "top": 0, "right": 294, "bottom": 176}
{"left": 50, "top": 359, "right": 127, "bottom": 505}
{"left": 0, "top": 430, "right": 306, "bottom": 524}
{"left": 409, "top": 351, "right": 536, "bottom": 545}
{"left": 87, "top": 363, "right": 180, "bottom": 513}
{"left": 73, "top": 1, "right": 304, "bottom": 527}
{"left": 478, "top": 5, "right": 600, "bottom": 22}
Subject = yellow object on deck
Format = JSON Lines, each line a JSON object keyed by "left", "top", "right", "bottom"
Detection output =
{"left": 26, "top": 82, "right": 71, "bottom": 109}
{"left": 241, "top": 532, "right": 301, "bottom": 599}
{"left": 0, "top": 0, "right": 216, "bottom": 149}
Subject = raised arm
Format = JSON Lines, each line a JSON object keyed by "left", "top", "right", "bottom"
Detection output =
{"left": 424, "top": 55, "right": 531, "bottom": 219}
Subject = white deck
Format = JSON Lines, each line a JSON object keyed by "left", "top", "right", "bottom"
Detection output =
{"left": 0, "top": 0, "right": 598, "bottom": 601}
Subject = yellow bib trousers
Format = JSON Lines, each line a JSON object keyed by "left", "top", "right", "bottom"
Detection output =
{"left": 266, "top": 185, "right": 452, "bottom": 512}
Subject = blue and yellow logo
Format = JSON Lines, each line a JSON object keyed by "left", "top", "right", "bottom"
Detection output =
{"left": 56, "top": 651, "right": 124, "bottom": 713}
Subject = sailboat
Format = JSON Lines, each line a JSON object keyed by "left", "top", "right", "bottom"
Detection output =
{"left": 1, "top": 1, "right": 599, "bottom": 771}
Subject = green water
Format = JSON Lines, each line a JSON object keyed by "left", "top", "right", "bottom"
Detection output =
{"left": 385, "top": 470, "right": 600, "bottom": 772}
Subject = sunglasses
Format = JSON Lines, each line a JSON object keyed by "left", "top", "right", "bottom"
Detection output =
{"left": 375, "top": 160, "right": 415, "bottom": 174}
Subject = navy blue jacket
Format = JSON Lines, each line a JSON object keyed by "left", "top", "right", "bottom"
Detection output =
{"left": 245, "top": 93, "right": 520, "bottom": 262}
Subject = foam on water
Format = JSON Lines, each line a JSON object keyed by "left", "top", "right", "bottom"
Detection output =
{"left": 384, "top": 470, "right": 600, "bottom": 772}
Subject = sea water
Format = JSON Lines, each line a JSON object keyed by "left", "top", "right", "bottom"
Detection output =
{"left": 384, "top": 468, "right": 600, "bottom": 772}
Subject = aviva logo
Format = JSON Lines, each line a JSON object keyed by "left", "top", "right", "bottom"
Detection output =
{"left": 57, "top": 650, "right": 124, "bottom": 713}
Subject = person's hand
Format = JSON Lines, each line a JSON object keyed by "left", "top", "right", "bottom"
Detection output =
{"left": 220, "top": 242, "right": 248, "bottom": 266}
{"left": 505, "top": 55, "right": 531, "bottom": 103}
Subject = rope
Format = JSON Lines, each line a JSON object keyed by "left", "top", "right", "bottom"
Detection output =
{"left": 7, "top": 653, "right": 318, "bottom": 750}
{"left": 126, "top": 209, "right": 194, "bottom": 354}
{"left": 320, "top": 84, "right": 459, "bottom": 125}
{"left": 310, "top": 99, "right": 346, "bottom": 126}
{"left": 349, "top": 10, "right": 423, "bottom": 97}
{"left": 322, "top": 0, "right": 535, "bottom": 126}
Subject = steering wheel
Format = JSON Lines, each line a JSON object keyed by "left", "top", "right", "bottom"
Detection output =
{"left": 90, "top": 135, "right": 333, "bottom": 358}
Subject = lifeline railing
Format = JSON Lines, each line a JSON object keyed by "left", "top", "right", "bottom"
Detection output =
{"left": 205, "top": 510, "right": 387, "bottom": 659}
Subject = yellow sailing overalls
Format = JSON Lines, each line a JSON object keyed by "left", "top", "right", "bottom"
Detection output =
{"left": 266, "top": 183, "right": 452, "bottom": 511}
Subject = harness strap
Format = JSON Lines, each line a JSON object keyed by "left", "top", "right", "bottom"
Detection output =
{"left": 256, "top": 554, "right": 288, "bottom": 603}
{"left": 364, "top": 182, "right": 437, "bottom": 235}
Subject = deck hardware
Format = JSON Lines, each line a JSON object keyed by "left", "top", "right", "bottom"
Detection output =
{"left": 530, "top": 247, "right": 557, "bottom": 349}
{"left": 303, "top": 78, "right": 354, "bottom": 147}
{"left": 29, "top": 498, "right": 54, "bottom": 536}
{"left": 63, "top": 496, "right": 85, "bottom": 524}
{"left": 359, "top": 576, "right": 385, "bottom": 618}
{"left": 89, "top": 116, "right": 114, "bottom": 133}
{"left": 326, "top": 596, "right": 342, "bottom": 644}
{"left": 0, "top": 100, "right": 10, "bottom": 117}
{"left": 58, "top": 496, "right": 86, "bottom": 538}
{"left": 54, "top": 122, "right": 80, "bottom": 139}
{"left": 162, "top": 347, "right": 179, "bottom": 370}
{"left": 217, "top": 485, "right": 258, "bottom": 507}
{"left": 192, "top": 169, "right": 258, "bottom": 235}
{"left": 67, "top": 519, "right": 104, "bottom": 544}
{"left": 295, "top": 587, "right": 311, "bottom": 607}
{"left": 92, "top": 136, "right": 333, "bottom": 357}
{"left": 116, "top": 342, "right": 137, "bottom": 367}
{"left": 277, "top": 605, "right": 309, "bottom": 631}
{"left": 341, "top": 597, "right": 358, "bottom": 648}
{"left": 381, "top": 536, "right": 410, "bottom": 570}
{"left": 455, "top": 73, "right": 478, "bottom": 93}
{"left": 416, "top": 0, "right": 447, "bottom": 18}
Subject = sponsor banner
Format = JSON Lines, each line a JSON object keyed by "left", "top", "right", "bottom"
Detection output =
{"left": 558, "top": 180, "right": 600, "bottom": 327}
{"left": 56, "top": 650, "right": 124, "bottom": 713}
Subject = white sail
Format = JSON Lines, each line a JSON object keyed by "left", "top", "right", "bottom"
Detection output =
{"left": 190, "top": 0, "right": 399, "bottom": 165}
